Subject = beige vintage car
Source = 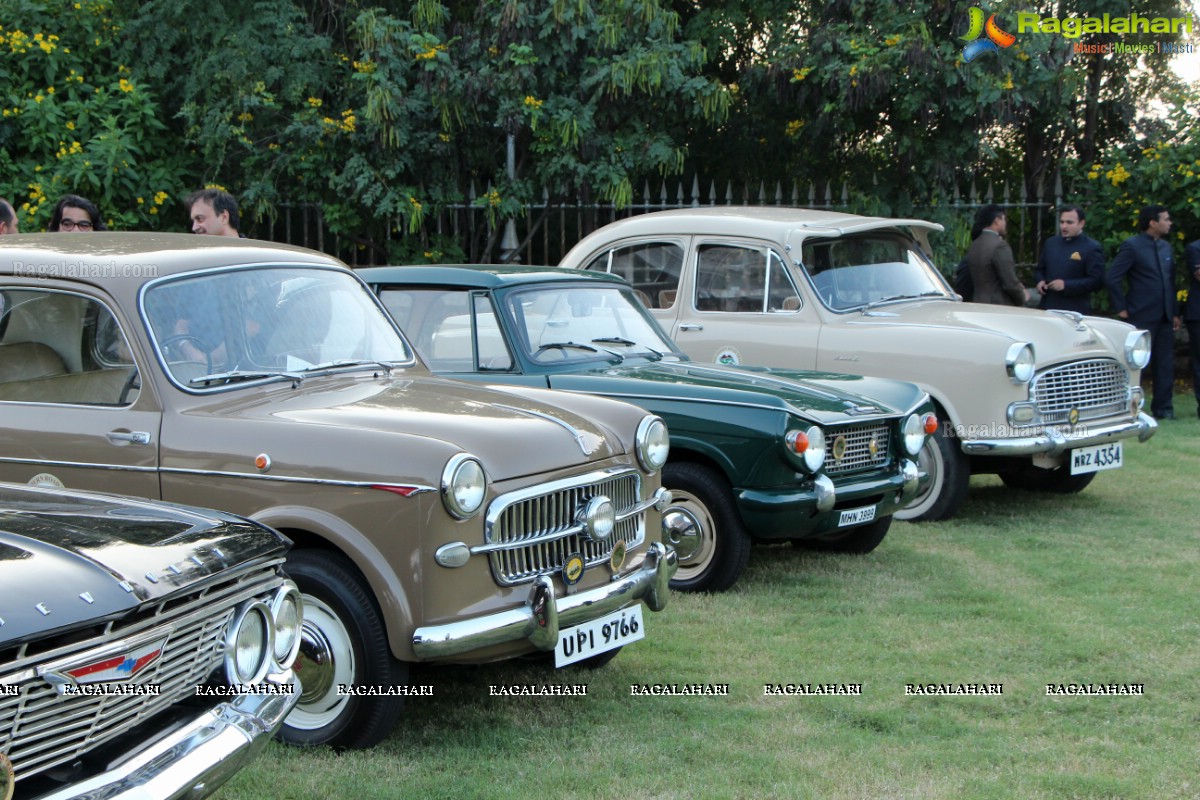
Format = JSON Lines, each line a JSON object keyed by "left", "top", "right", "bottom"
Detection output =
{"left": 0, "top": 233, "right": 675, "bottom": 750}
{"left": 561, "top": 207, "right": 1157, "bottom": 520}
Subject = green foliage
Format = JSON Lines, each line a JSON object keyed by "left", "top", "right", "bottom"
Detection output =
{"left": 0, "top": 0, "right": 189, "bottom": 230}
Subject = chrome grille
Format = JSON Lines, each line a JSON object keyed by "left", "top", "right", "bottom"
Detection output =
{"left": 0, "top": 562, "right": 284, "bottom": 783}
{"left": 485, "top": 469, "right": 644, "bottom": 586}
{"left": 1032, "top": 359, "right": 1129, "bottom": 424}
{"left": 824, "top": 422, "right": 892, "bottom": 476}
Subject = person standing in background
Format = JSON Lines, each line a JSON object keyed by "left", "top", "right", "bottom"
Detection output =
{"left": 1035, "top": 205, "right": 1104, "bottom": 314}
{"left": 48, "top": 194, "right": 108, "bottom": 232}
{"left": 187, "top": 189, "right": 243, "bottom": 237}
{"left": 966, "top": 204, "right": 1029, "bottom": 306}
{"left": 0, "top": 198, "right": 18, "bottom": 234}
{"left": 1182, "top": 237, "right": 1200, "bottom": 419}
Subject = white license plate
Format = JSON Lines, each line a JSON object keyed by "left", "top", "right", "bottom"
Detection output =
{"left": 838, "top": 505, "right": 876, "bottom": 527}
{"left": 555, "top": 605, "right": 645, "bottom": 667}
{"left": 1069, "top": 441, "right": 1123, "bottom": 474}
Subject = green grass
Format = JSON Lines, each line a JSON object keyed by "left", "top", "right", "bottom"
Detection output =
{"left": 224, "top": 407, "right": 1199, "bottom": 800}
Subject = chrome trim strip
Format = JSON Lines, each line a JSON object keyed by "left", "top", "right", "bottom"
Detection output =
{"left": 960, "top": 413, "right": 1157, "bottom": 456}
{"left": 492, "top": 403, "right": 593, "bottom": 455}
{"left": 411, "top": 542, "right": 677, "bottom": 660}
{"left": 0, "top": 456, "right": 158, "bottom": 473}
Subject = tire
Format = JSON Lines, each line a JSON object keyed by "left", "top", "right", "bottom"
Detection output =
{"left": 573, "top": 647, "right": 623, "bottom": 670}
{"left": 999, "top": 461, "right": 1097, "bottom": 494}
{"left": 281, "top": 549, "right": 408, "bottom": 749}
{"left": 893, "top": 419, "right": 969, "bottom": 522}
{"left": 793, "top": 515, "right": 892, "bottom": 554}
{"left": 661, "top": 462, "right": 751, "bottom": 592}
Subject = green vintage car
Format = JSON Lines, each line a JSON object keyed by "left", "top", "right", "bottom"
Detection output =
{"left": 361, "top": 266, "right": 936, "bottom": 592}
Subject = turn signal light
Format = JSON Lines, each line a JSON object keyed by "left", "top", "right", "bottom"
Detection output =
{"left": 785, "top": 430, "right": 809, "bottom": 454}
{"left": 922, "top": 414, "right": 938, "bottom": 435}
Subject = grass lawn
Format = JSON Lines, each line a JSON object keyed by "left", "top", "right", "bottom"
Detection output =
{"left": 224, "top": 404, "right": 1197, "bottom": 800}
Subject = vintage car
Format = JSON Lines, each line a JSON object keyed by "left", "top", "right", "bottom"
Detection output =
{"left": 0, "top": 234, "right": 676, "bottom": 750}
{"left": 360, "top": 265, "right": 935, "bottom": 593}
{"left": 560, "top": 207, "right": 1158, "bottom": 521}
{"left": 0, "top": 481, "right": 298, "bottom": 800}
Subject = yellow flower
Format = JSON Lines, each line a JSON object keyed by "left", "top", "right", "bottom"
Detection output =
{"left": 849, "top": 65, "right": 858, "bottom": 76}
{"left": 153, "top": 191, "right": 169, "bottom": 205}
{"left": 34, "top": 94, "right": 44, "bottom": 103}
{"left": 884, "top": 35, "right": 901, "bottom": 46}
{"left": 791, "top": 67, "right": 813, "bottom": 82}
{"left": 1002, "top": 74, "right": 1014, "bottom": 90}
{"left": 118, "top": 78, "right": 134, "bottom": 93}
{"left": 237, "top": 111, "right": 253, "bottom": 122}
{"left": 66, "top": 120, "right": 75, "bottom": 130}
{"left": 785, "top": 120, "right": 805, "bottom": 138}
{"left": 438, "top": 133, "right": 451, "bottom": 142}
{"left": 523, "top": 95, "right": 543, "bottom": 109}
{"left": 352, "top": 60, "right": 376, "bottom": 74}
{"left": 1087, "top": 171, "right": 1099, "bottom": 180}
{"left": 307, "top": 96, "right": 322, "bottom": 108}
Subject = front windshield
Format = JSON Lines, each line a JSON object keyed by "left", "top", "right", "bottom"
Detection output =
{"left": 143, "top": 266, "right": 412, "bottom": 388}
{"left": 505, "top": 285, "right": 680, "bottom": 364}
{"left": 801, "top": 233, "right": 951, "bottom": 312}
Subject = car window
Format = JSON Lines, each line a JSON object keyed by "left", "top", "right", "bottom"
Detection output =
{"left": 801, "top": 233, "right": 950, "bottom": 311}
{"left": 584, "top": 242, "right": 683, "bottom": 310}
{"left": 377, "top": 287, "right": 512, "bottom": 372}
{"left": 0, "top": 288, "right": 139, "bottom": 406}
{"left": 144, "top": 267, "right": 412, "bottom": 389}
{"left": 695, "top": 244, "right": 794, "bottom": 313}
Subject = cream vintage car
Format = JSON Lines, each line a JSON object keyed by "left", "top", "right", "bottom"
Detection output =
{"left": 560, "top": 207, "right": 1157, "bottom": 521}
{"left": 0, "top": 233, "right": 675, "bottom": 750}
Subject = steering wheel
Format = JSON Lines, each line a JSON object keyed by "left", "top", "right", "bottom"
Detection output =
{"left": 159, "top": 334, "right": 213, "bottom": 374}
{"left": 118, "top": 368, "right": 141, "bottom": 405}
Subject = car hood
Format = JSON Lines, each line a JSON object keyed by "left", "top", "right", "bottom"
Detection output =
{"left": 188, "top": 374, "right": 629, "bottom": 481}
{"left": 842, "top": 300, "right": 1130, "bottom": 363}
{"left": 0, "top": 484, "right": 287, "bottom": 643}
{"left": 545, "top": 360, "right": 925, "bottom": 424}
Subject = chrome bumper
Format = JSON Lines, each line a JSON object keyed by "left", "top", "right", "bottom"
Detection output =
{"left": 960, "top": 413, "right": 1157, "bottom": 457}
{"left": 33, "top": 672, "right": 298, "bottom": 800}
{"left": 412, "top": 542, "right": 677, "bottom": 660}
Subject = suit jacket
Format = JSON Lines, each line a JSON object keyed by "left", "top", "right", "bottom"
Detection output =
{"left": 1105, "top": 232, "right": 1177, "bottom": 325}
{"left": 1184, "top": 239, "right": 1200, "bottom": 322}
{"left": 967, "top": 230, "right": 1026, "bottom": 306}
{"left": 1034, "top": 234, "right": 1105, "bottom": 313}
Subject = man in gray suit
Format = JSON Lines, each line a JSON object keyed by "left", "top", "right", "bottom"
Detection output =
{"left": 967, "top": 204, "right": 1028, "bottom": 306}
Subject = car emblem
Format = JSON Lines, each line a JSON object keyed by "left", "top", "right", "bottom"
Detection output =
{"left": 831, "top": 436, "right": 847, "bottom": 461}
{"left": 609, "top": 540, "right": 627, "bottom": 573}
{"left": 39, "top": 634, "right": 169, "bottom": 696}
{"left": 868, "top": 437, "right": 879, "bottom": 458}
{"left": 1067, "top": 408, "right": 1080, "bottom": 427}
{"left": 562, "top": 553, "right": 585, "bottom": 586}
{"left": 1, "top": 752, "right": 13, "bottom": 800}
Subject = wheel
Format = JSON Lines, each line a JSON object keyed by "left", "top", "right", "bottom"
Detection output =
{"left": 793, "top": 515, "right": 892, "bottom": 554}
{"left": 661, "top": 462, "right": 750, "bottom": 592}
{"left": 893, "top": 417, "right": 969, "bottom": 522}
{"left": 281, "top": 549, "right": 408, "bottom": 749}
{"left": 999, "top": 461, "right": 1097, "bottom": 494}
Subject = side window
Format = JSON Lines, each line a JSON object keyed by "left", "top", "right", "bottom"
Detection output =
{"left": 585, "top": 242, "right": 683, "bottom": 309}
{"left": 766, "top": 251, "right": 802, "bottom": 312}
{"left": 0, "top": 289, "right": 138, "bottom": 406}
{"left": 695, "top": 244, "right": 769, "bottom": 313}
{"left": 471, "top": 294, "right": 512, "bottom": 370}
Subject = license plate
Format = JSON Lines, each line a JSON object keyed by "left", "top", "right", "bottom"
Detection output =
{"left": 554, "top": 605, "right": 645, "bottom": 667}
{"left": 838, "top": 505, "right": 876, "bottom": 527}
{"left": 1069, "top": 441, "right": 1123, "bottom": 474}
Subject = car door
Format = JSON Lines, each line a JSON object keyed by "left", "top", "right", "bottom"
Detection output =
{"left": 0, "top": 284, "right": 161, "bottom": 498}
{"left": 669, "top": 240, "right": 823, "bottom": 370}
{"left": 579, "top": 238, "right": 688, "bottom": 333}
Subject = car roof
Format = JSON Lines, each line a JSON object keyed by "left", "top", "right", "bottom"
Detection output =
{"left": 356, "top": 264, "right": 628, "bottom": 289}
{"left": 563, "top": 207, "right": 944, "bottom": 259}
{"left": 0, "top": 232, "right": 347, "bottom": 288}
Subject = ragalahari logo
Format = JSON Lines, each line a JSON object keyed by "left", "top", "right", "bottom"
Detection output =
{"left": 961, "top": 7, "right": 1017, "bottom": 61}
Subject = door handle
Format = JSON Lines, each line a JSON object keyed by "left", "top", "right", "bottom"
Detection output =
{"left": 678, "top": 324, "right": 704, "bottom": 332}
{"left": 106, "top": 430, "right": 152, "bottom": 445}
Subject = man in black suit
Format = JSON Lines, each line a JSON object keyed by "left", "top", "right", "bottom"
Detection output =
{"left": 1035, "top": 205, "right": 1104, "bottom": 314}
{"left": 1106, "top": 205, "right": 1179, "bottom": 419}
{"left": 1183, "top": 238, "right": 1200, "bottom": 418}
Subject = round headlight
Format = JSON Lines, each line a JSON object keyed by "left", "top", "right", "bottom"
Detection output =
{"left": 636, "top": 416, "right": 670, "bottom": 473}
{"left": 442, "top": 454, "right": 487, "bottom": 519}
{"left": 802, "top": 425, "right": 826, "bottom": 472}
{"left": 1005, "top": 342, "right": 1035, "bottom": 384}
{"left": 902, "top": 414, "right": 927, "bottom": 456}
{"left": 1124, "top": 330, "right": 1151, "bottom": 370}
{"left": 224, "top": 600, "right": 273, "bottom": 685}
{"left": 271, "top": 582, "right": 303, "bottom": 670}
{"left": 578, "top": 495, "right": 616, "bottom": 542}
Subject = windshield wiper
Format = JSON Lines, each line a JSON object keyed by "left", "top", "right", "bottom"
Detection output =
{"left": 535, "top": 342, "right": 600, "bottom": 355}
{"left": 302, "top": 359, "right": 397, "bottom": 376}
{"left": 862, "top": 291, "right": 946, "bottom": 312}
{"left": 188, "top": 369, "right": 305, "bottom": 387}
{"left": 591, "top": 336, "right": 637, "bottom": 347}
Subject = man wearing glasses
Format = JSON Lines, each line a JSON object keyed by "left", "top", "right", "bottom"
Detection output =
{"left": 48, "top": 194, "right": 107, "bottom": 232}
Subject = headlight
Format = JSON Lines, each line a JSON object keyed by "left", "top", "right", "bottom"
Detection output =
{"left": 902, "top": 414, "right": 936, "bottom": 456}
{"left": 785, "top": 425, "right": 826, "bottom": 472}
{"left": 224, "top": 600, "right": 274, "bottom": 685}
{"left": 636, "top": 416, "right": 670, "bottom": 473}
{"left": 1124, "top": 330, "right": 1151, "bottom": 370}
{"left": 1005, "top": 342, "right": 1035, "bottom": 384}
{"left": 270, "top": 582, "right": 303, "bottom": 670}
{"left": 442, "top": 454, "right": 487, "bottom": 519}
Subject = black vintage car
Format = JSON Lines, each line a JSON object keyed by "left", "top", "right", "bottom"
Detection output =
{"left": 0, "top": 482, "right": 300, "bottom": 800}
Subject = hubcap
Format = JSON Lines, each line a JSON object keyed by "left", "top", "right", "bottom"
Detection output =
{"left": 895, "top": 436, "right": 941, "bottom": 520}
{"left": 286, "top": 595, "right": 355, "bottom": 731}
{"left": 664, "top": 490, "right": 716, "bottom": 581}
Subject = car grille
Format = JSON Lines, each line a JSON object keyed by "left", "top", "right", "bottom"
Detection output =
{"left": 485, "top": 469, "right": 644, "bottom": 586}
{"left": 824, "top": 422, "right": 892, "bottom": 476}
{"left": 0, "top": 561, "right": 284, "bottom": 784}
{"left": 1032, "top": 359, "right": 1129, "bottom": 424}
